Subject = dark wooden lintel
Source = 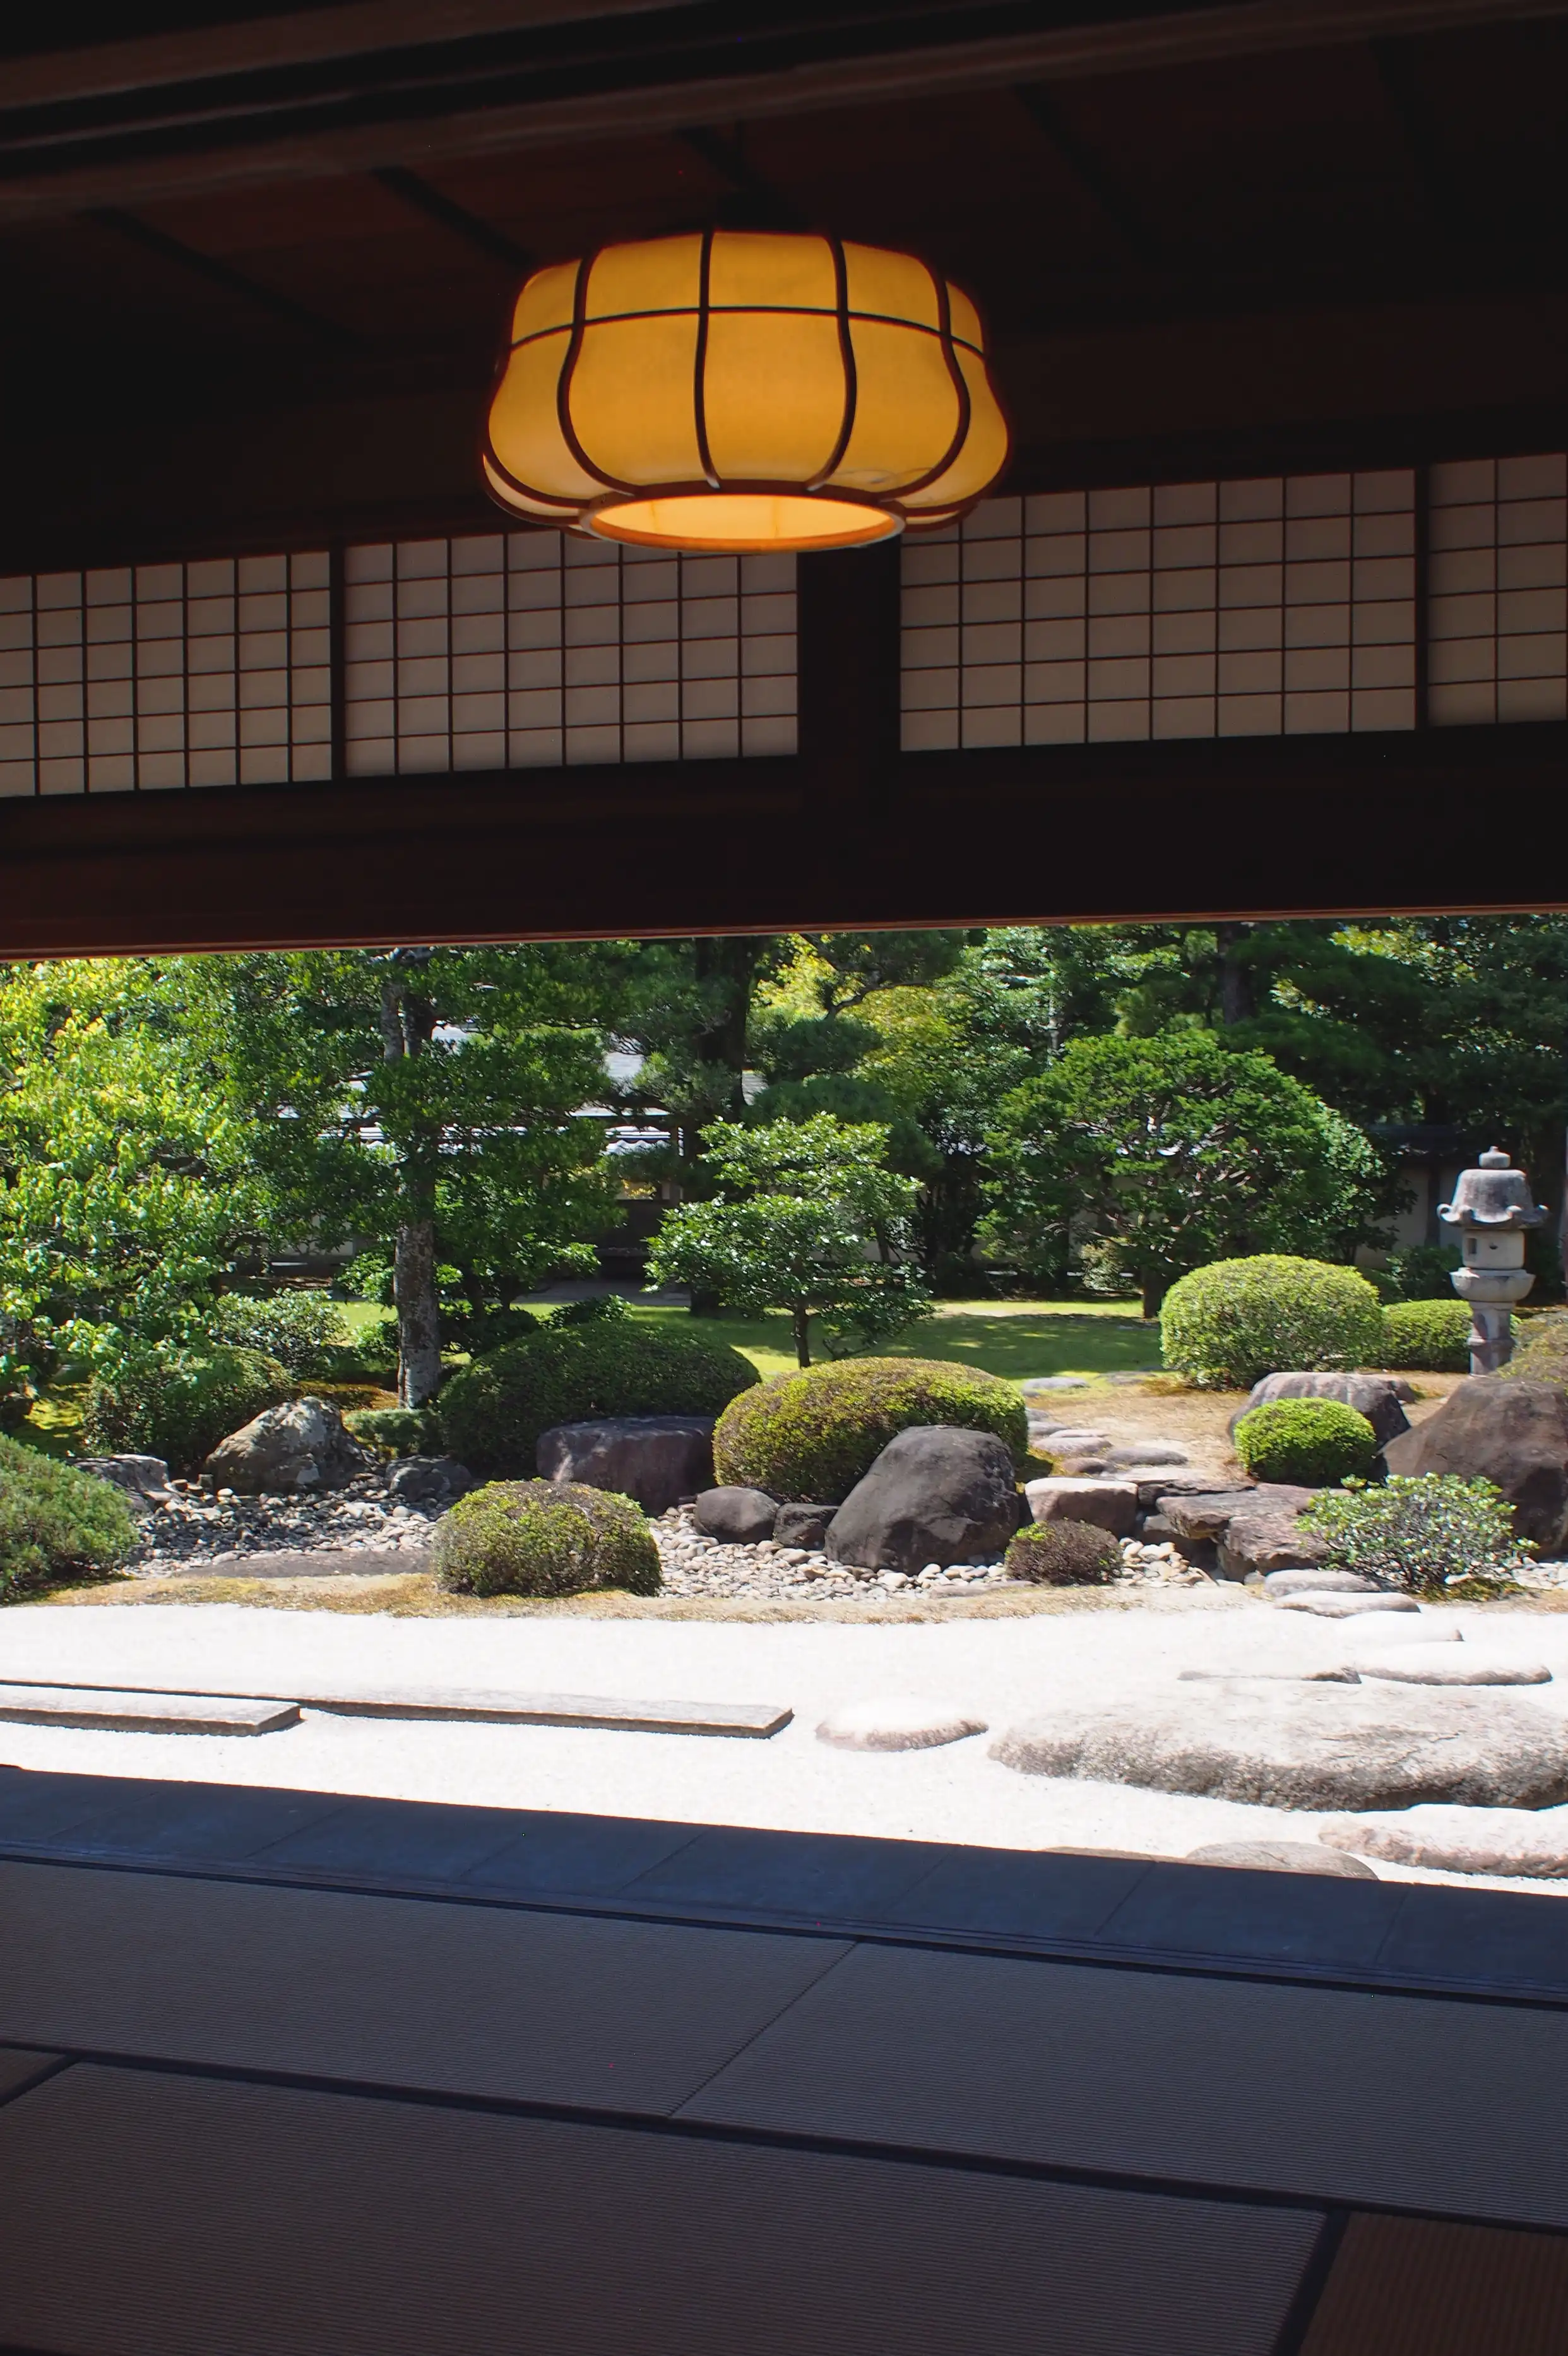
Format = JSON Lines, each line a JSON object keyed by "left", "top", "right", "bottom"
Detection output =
{"left": 2, "top": 722, "right": 1560, "bottom": 957}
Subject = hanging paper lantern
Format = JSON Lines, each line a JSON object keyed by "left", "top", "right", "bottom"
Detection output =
{"left": 482, "top": 230, "right": 1008, "bottom": 551}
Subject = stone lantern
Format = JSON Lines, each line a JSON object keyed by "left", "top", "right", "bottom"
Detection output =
{"left": 1439, "top": 1147, "right": 1548, "bottom": 1376}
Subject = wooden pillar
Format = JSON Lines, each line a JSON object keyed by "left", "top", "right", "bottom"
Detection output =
{"left": 795, "top": 538, "right": 902, "bottom": 871}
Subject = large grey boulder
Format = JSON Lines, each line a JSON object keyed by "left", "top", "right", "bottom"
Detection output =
{"left": 537, "top": 1416, "right": 715, "bottom": 1516}
{"left": 1024, "top": 1475, "right": 1139, "bottom": 1537}
{"left": 1218, "top": 1507, "right": 1327, "bottom": 1580}
{"left": 991, "top": 1677, "right": 1568, "bottom": 1809}
{"left": 1230, "top": 1372, "right": 1412, "bottom": 1451}
{"left": 828, "top": 1425, "right": 1018, "bottom": 1574}
{"left": 1384, "top": 1377, "right": 1568, "bottom": 1548}
{"left": 204, "top": 1397, "right": 372, "bottom": 1494}
{"left": 693, "top": 1485, "right": 778, "bottom": 1543}
{"left": 72, "top": 1455, "right": 174, "bottom": 1513}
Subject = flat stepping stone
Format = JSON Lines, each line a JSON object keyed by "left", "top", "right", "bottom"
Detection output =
{"left": 1358, "top": 1652, "right": 1552, "bottom": 1686}
{"left": 162, "top": 1548, "right": 428, "bottom": 1579}
{"left": 1105, "top": 1444, "right": 1190, "bottom": 1467}
{"left": 816, "top": 1696, "right": 988, "bottom": 1752}
{"left": 1339, "top": 1622, "right": 1464, "bottom": 1650}
{"left": 0, "top": 1686, "right": 299, "bottom": 1735}
{"left": 1031, "top": 1430, "right": 1110, "bottom": 1452}
{"left": 991, "top": 1679, "right": 1568, "bottom": 1809}
{"left": 1322, "top": 1804, "right": 1568, "bottom": 1878}
{"left": 1264, "top": 1569, "right": 1381, "bottom": 1597}
{"left": 1278, "top": 1591, "right": 1420, "bottom": 1617}
{"left": 0, "top": 1678, "right": 791, "bottom": 1739}
{"left": 1021, "top": 1376, "right": 1090, "bottom": 1392}
{"left": 1185, "top": 1840, "right": 1378, "bottom": 1879}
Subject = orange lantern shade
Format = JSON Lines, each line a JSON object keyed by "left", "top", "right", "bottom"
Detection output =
{"left": 482, "top": 230, "right": 1009, "bottom": 551}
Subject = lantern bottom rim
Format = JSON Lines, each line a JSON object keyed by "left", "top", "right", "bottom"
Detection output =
{"left": 586, "top": 492, "right": 900, "bottom": 552}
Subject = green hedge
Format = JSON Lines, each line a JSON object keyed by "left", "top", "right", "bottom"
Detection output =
{"left": 204, "top": 1291, "right": 352, "bottom": 1380}
{"left": 431, "top": 1478, "right": 661, "bottom": 1598}
{"left": 435, "top": 1323, "right": 759, "bottom": 1478}
{"left": 1499, "top": 1311, "right": 1568, "bottom": 1387}
{"left": 345, "top": 1407, "right": 439, "bottom": 1458}
{"left": 1380, "top": 1297, "right": 1473, "bottom": 1373}
{"left": 1232, "top": 1397, "right": 1379, "bottom": 1486}
{"left": 80, "top": 1348, "right": 293, "bottom": 1475}
{"left": 0, "top": 1437, "right": 137, "bottom": 1601}
{"left": 712, "top": 1357, "right": 1028, "bottom": 1504}
{"left": 1160, "top": 1256, "right": 1384, "bottom": 1389}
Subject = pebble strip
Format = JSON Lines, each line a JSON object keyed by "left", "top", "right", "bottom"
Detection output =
{"left": 132, "top": 1473, "right": 442, "bottom": 1576}
{"left": 129, "top": 1481, "right": 1217, "bottom": 1596}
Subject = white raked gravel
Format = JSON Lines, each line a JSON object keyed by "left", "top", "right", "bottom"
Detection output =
{"left": 3, "top": 1598, "right": 1568, "bottom": 1893}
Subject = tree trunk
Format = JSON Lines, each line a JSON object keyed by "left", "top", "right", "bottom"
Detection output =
{"left": 395, "top": 1218, "right": 442, "bottom": 1406}
{"left": 381, "top": 955, "right": 443, "bottom": 1407}
{"left": 792, "top": 1303, "right": 812, "bottom": 1367}
{"left": 1140, "top": 1275, "right": 1163, "bottom": 1321}
{"left": 1216, "top": 922, "right": 1254, "bottom": 1026}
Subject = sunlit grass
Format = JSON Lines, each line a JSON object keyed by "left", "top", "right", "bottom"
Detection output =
{"left": 625, "top": 1297, "right": 1158, "bottom": 1385}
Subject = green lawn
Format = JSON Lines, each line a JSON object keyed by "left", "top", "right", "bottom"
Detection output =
{"left": 626, "top": 1299, "right": 1159, "bottom": 1385}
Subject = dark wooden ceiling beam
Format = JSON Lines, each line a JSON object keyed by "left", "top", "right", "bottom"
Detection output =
{"left": 1011, "top": 84, "right": 1157, "bottom": 269}
{"left": 369, "top": 165, "right": 534, "bottom": 271}
{"left": 86, "top": 206, "right": 360, "bottom": 343}
{"left": 0, "top": 0, "right": 1562, "bottom": 224}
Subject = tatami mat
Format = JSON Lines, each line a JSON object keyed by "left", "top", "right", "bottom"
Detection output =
{"left": 682, "top": 1941, "right": 1568, "bottom": 2227}
{"left": 1301, "top": 2213, "right": 1568, "bottom": 2355}
{"left": 0, "top": 1860, "right": 848, "bottom": 2112}
{"left": 0, "top": 2064, "right": 1322, "bottom": 2356}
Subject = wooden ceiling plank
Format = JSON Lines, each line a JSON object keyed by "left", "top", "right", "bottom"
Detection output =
{"left": 0, "top": 0, "right": 1564, "bottom": 225}
{"left": 87, "top": 206, "right": 361, "bottom": 345}
{"left": 371, "top": 166, "right": 534, "bottom": 270}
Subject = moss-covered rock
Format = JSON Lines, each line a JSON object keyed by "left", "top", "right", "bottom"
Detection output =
{"left": 1004, "top": 1518, "right": 1120, "bottom": 1586}
{"left": 431, "top": 1478, "right": 662, "bottom": 1598}
{"left": 713, "top": 1357, "right": 1027, "bottom": 1504}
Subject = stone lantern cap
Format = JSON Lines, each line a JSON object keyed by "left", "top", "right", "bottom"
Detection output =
{"left": 1439, "top": 1147, "right": 1548, "bottom": 1231}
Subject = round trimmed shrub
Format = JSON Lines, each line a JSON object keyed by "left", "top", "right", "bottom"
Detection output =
{"left": 1233, "top": 1397, "right": 1379, "bottom": 1487}
{"left": 1, "top": 1437, "right": 137, "bottom": 1600}
{"left": 204, "top": 1290, "right": 351, "bottom": 1380}
{"left": 713, "top": 1357, "right": 1028, "bottom": 1504}
{"left": 1004, "top": 1518, "right": 1120, "bottom": 1586}
{"left": 80, "top": 1348, "right": 293, "bottom": 1475}
{"left": 1379, "top": 1296, "right": 1473, "bottom": 1373}
{"left": 1160, "top": 1256, "right": 1384, "bottom": 1389}
{"left": 431, "top": 1479, "right": 661, "bottom": 1598}
{"left": 435, "top": 1323, "right": 759, "bottom": 1478}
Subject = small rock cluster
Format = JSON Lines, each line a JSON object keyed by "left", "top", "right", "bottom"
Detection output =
{"left": 128, "top": 1468, "right": 448, "bottom": 1575}
{"left": 648, "top": 1508, "right": 1209, "bottom": 1599}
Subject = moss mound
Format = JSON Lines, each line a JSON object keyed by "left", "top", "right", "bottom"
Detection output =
{"left": 1233, "top": 1396, "right": 1379, "bottom": 1486}
{"left": 1, "top": 1437, "right": 137, "bottom": 1600}
{"left": 431, "top": 1478, "right": 661, "bottom": 1598}
{"left": 1380, "top": 1297, "right": 1473, "bottom": 1373}
{"left": 80, "top": 1348, "right": 293, "bottom": 1475}
{"left": 1499, "top": 1311, "right": 1568, "bottom": 1387}
{"left": 1004, "top": 1518, "right": 1121, "bottom": 1586}
{"left": 436, "top": 1323, "right": 759, "bottom": 1478}
{"left": 1161, "top": 1256, "right": 1384, "bottom": 1389}
{"left": 712, "top": 1357, "right": 1028, "bottom": 1504}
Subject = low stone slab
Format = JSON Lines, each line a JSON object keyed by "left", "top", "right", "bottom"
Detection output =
{"left": 72, "top": 1455, "right": 174, "bottom": 1511}
{"left": 0, "top": 1685, "right": 299, "bottom": 1735}
{"left": 1340, "top": 1621, "right": 1463, "bottom": 1648}
{"left": 1358, "top": 1652, "right": 1552, "bottom": 1686}
{"left": 1218, "top": 1509, "right": 1327, "bottom": 1580}
{"left": 1024, "top": 1476, "right": 1139, "bottom": 1537}
{"left": 1021, "top": 1376, "right": 1090, "bottom": 1393}
{"left": 1105, "top": 1443, "right": 1189, "bottom": 1467}
{"left": 163, "top": 1549, "right": 428, "bottom": 1579}
{"left": 1322, "top": 1804, "right": 1568, "bottom": 1879}
{"left": 0, "top": 1677, "right": 792, "bottom": 1738}
{"left": 1264, "top": 1569, "right": 1381, "bottom": 1597}
{"left": 991, "top": 1678, "right": 1568, "bottom": 1808}
{"left": 1185, "top": 1840, "right": 1378, "bottom": 1879}
{"left": 1278, "top": 1591, "right": 1420, "bottom": 1617}
{"left": 816, "top": 1695, "right": 988, "bottom": 1752}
